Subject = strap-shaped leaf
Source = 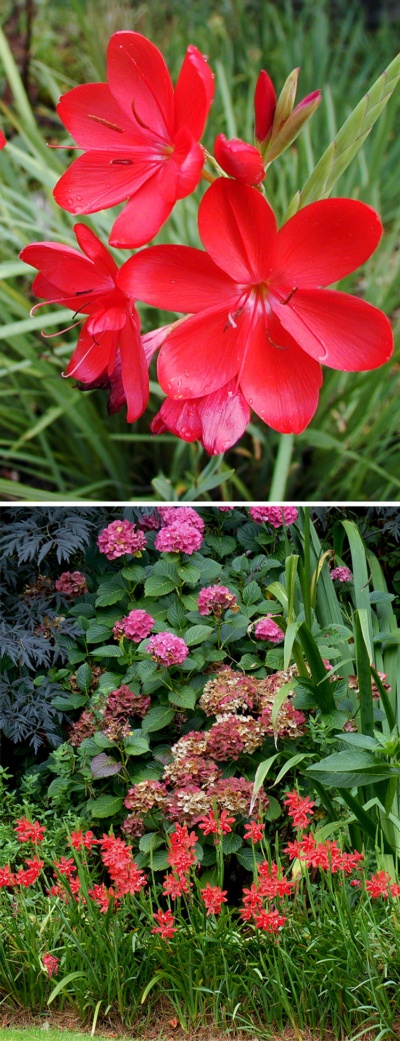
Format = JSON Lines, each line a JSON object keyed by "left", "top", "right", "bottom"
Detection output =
{"left": 285, "top": 51, "right": 400, "bottom": 214}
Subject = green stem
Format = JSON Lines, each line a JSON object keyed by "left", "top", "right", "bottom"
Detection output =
{"left": 269, "top": 434, "right": 294, "bottom": 500}
{"left": 303, "top": 507, "right": 311, "bottom": 629}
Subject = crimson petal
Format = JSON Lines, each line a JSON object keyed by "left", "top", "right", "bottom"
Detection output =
{"left": 174, "top": 45, "right": 215, "bottom": 140}
{"left": 151, "top": 397, "right": 202, "bottom": 441}
{"left": 118, "top": 245, "right": 238, "bottom": 312}
{"left": 74, "top": 224, "right": 118, "bottom": 279}
{"left": 274, "top": 288, "right": 394, "bottom": 370}
{"left": 20, "top": 242, "right": 113, "bottom": 295}
{"left": 197, "top": 381, "right": 250, "bottom": 453}
{"left": 198, "top": 179, "right": 276, "bottom": 282}
{"left": 107, "top": 32, "right": 174, "bottom": 141}
{"left": 65, "top": 326, "right": 116, "bottom": 382}
{"left": 272, "top": 198, "right": 384, "bottom": 288}
{"left": 56, "top": 83, "right": 142, "bottom": 148}
{"left": 240, "top": 311, "right": 322, "bottom": 433}
{"left": 119, "top": 316, "right": 149, "bottom": 422}
{"left": 157, "top": 308, "right": 245, "bottom": 398}
{"left": 109, "top": 175, "right": 173, "bottom": 248}
{"left": 54, "top": 149, "right": 155, "bottom": 214}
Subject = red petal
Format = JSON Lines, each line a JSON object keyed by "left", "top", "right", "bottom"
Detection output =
{"left": 87, "top": 306, "right": 127, "bottom": 336}
{"left": 151, "top": 397, "right": 202, "bottom": 441}
{"left": 198, "top": 180, "right": 276, "bottom": 282}
{"left": 174, "top": 46, "right": 214, "bottom": 140}
{"left": 240, "top": 310, "right": 322, "bottom": 433}
{"left": 56, "top": 83, "right": 141, "bottom": 148}
{"left": 107, "top": 32, "right": 174, "bottom": 141}
{"left": 254, "top": 70, "right": 277, "bottom": 143}
{"left": 20, "top": 242, "right": 112, "bottom": 295}
{"left": 73, "top": 224, "right": 118, "bottom": 279}
{"left": 118, "top": 245, "right": 238, "bottom": 312}
{"left": 157, "top": 308, "right": 245, "bottom": 398}
{"left": 142, "top": 319, "right": 185, "bottom": 364}
{"left": 272, "top": 199, "right": 383, "bottom": 288}
{"left": 274, "top": 288, "right": 394, "bottom": 370}
{"left": 109, "top": 176, "right": 173, "bottom": 248}
{"left": 197, "top": 381, "right": 250, "bottom": 453}
{"left": 0, "top": 129, "right": 6, "bottom": 148}
{"left": 119, "top": 314, "right": 149, "bottom": 422}
{"left": 214, "top": 135, "right": 265, "bottom": 185}
{"left": 53, "top": 149, "right": 154, "bottom": 214}
{"left": 66, "top": 326, "right": 115, "bottom": 381}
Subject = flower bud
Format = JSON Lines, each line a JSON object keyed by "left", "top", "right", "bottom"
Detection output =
{"left": 264, "top": 88, "right": 322, "bottom": 163}
{"left": 214, "top": 133, "right": 265, "bottom": 184}
{"left": 254, "top": 70, "right": 277, "bottom": 145}
{"left": 273, "top": 67, "right": 300, "bottom": 128}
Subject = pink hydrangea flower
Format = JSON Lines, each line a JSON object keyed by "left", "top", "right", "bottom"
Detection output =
{"left": 112, "top": 609, "right": 154, "bottom": 642}
{"left": 254, "top": 615, "right": 283, "bottom": 643}
{"left": 330, "top": 566, "right": 353, "bottom": 582}
{"left": 155, "top": 521, "right": 203, "bottom": 554}
{"left": 42, "top": 953, "right": 60, "bottom": 977}
{"left": 147, "top": 632, "right": 189, "bottom": 666}
{"left": 97, "top": 519, "right": 147, "bottom": 559}
{"left": 158, "top": 506, "right": 205, "bottom": 532}
{"left": 249, "top": 506, "right": 298, "bottom": 528}
{"left": 197, "top": 585, "right": 238, "bottom": 616}
{"left": 54, "top": 571, "right": 88, "bottom": 597}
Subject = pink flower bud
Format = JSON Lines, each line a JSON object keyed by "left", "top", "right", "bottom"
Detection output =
{"left": 254, "top": 70, "right": 277, "bottom": 144}
{"left": 214, "top": 133, "right": 265, "bottom": 185}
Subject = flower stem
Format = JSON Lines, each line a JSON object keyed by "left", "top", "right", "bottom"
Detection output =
{"left": 269, "top": 433, "right": 294, "bottom": 501}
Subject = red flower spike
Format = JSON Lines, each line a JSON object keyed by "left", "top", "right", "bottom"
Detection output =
{"left": 214, "top": 134, "right": 265, "bottom": 185}
{"left": 19, "top": 224, "right": 151, "bottom": 422}
{"left": 53, "top": 33, "right": 214, "bottom": 247}
{"left": 0, "top": 129, "right": 7, "bottom": 149}
{"left": 121, "top": 180, "right": 393, "bottom": 439}
{"left": 254, "top": 70, "right": 277, "bottom": 144}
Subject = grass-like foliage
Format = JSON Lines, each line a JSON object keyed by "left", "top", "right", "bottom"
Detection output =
{"left": 0, "top": 0, "right": 400, "bottom": 500}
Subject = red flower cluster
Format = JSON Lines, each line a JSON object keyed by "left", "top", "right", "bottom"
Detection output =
{"left": 283, "top": 790, "right": 315, "bottom": 829}
{"left": 166, "top": 823, "right": 198, "bottom": 880}
{"left": 14, "top": 817, "right": 46, "bottom": 843}
{"left": 244, "top": 820, "right": 265, "bottom": 843}
{"left": 197, "top": 584, "right": 238, "bottom": 617}
{"left": 200, "top": 884, "right": 228, "bottom": 915}
{"left": 112, "top": 610, "right": 155, "bottom": 642}
{"left": 98, "top": 519, "right": 147, "bottom": 558}
{"left": 249, "top": 506, "right": 298, "bottom": 528}
{"left": 42, "top": 953, "right": 60, "bottom": 977}
{"left": 152, "top": 908, "right": 177, "bottom": 939}
{"left": 54, "top": 571, "right": 88, "bottom": 597}
{"left": 98, "top": 834, "right": 147, "bottom": 897}
{"left": 198, "top": 808, "right": 235, "bottom": 836}
{"left": 69, "top": 829, "right": 98, "bottom": 850}
{"left": 284, "top": 834, "right": 364, "bottom": 875}
{"left": 254, "top": 615, "right": 284, "bottom": 643}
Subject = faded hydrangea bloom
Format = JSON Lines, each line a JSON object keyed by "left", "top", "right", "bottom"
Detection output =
{"left": 55, "top": 571, "right": 88, "bottom": 597}
{"left": 197, "top": 584, "right": 238, "bottom": 616}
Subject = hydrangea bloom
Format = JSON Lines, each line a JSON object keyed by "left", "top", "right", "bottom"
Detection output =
{"left": 112, "top": 609, "right": 154, "bottom": 642}
{"left": 42, "top": 954, "right": 60, "bottom": 977}
{"left": 147, "top": 632, "right": 189, "bottom": 666}
{"left": 249, "top": 506, "right": 298, "bottom": 527}
{"left": 158, "top": 506, "right": 204, "bottom": 532}
{"left": 330, "top": 566, "right": 353, "bottom": 582}
{"left": 197, "top": 584, "right": 238, "bottom": 616}
{"left": 55, "top": 571, "right": 88, "bottom": 597}
{"left": 254, "top": 615, "right": 284, "bottom": 642}
{"left": 97, "top": 519, "right": 147, "bottom": 558}
{"left": 154, "top": 521, "right": 203, "bottom": 554}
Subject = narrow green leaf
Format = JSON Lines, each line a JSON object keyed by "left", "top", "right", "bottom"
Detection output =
{"left": 48, "top": 971, "right": 86, "bottom": 1004}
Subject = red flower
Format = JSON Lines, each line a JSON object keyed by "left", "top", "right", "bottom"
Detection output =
{"left": 162, "top": 873, "right": 190, "bottom": 899}
{"left": 200, "top": 883, "right": 228, "bottom": 915}
{"left": 167, "top": 823, "right": 198, "bottom": 877}
{"left": 14, "top": 817, "right": 46, "bottom": 843}
{"left": 244, "top": 821, "right": 265, "bottom": 843}
{"left": 365, "top": 870, "right": 392, "bottom": 898}
{"left": 69, "top": 829, "right": 98, "bottom": 851}
{"left": 42, "top": 953, "right": 60, "bottom": 977}
{"left": 283, "top": 790, "right": 315, "bottom": 829}
{"left": 151, "top": 378, "right": 250, "bottom": 455}
{"left": 53, "top": 32, "right": 214, "bottom": 247}
{"left": 0, "top": 866, "right": 15, "bottom": 888}
{"left": 120, "top": 179, "right": 393, "bottom": 440}
{"left": 0, "top": 130, "right": 7, "bottom": 149}
{"left": 214, "top": 134, "right": 265, "bottom": 185}
{"left": 198, "top": 809, "right": 235, "bottom": 836}
{"left": 254, "top": 908, "right": 286, "bottom": 932}
{"left": 14, "top": 857, "right": 44, "bottom": 887}
{"left": 20, "top": 224, "right": 153, "bottom": 422}
{"left": 152, "top": 908, "right": 177, "bottom": 939}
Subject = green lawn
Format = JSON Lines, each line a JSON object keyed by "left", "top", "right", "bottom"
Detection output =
{"left": 0, "top": 1031, "right": 131, "bottom": 1041}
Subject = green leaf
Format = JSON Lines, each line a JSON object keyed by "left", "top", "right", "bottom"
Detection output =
{"left": 306, "top": 749, "right": 396, "bottom": 787}
{"left": 75, "top": 662, "right": 93, "bottom": 693}
{"left": 206, "top": 534, "right": 236, "bottom": 558}
{"left": 167, "top": 601, "right": 187, "bottom": 628}
{"left": 243, "top": 580, "right": 262, "bottom": 605}
{"left": 236, "top": 848, "right": 264, "bottom": 869}
{"left": 51, "top": 693, "right": 87, "bottom": 711}
{"left": 221, "top": 832, "right": 243, "bottom": 854}
{"left": 238, "top": 653, "right": 263, "bottom": 671}
{"left": 120, "top": 564, "right": 146, "bottom": 583}
{"left": 169, "top": 687, "right": 197, "bottom": 710}
{"left": 139, "top": 832, "right": 165, "bottom": 854}
{"left": 48, "top": 972, "right": 87, "bottom": 1005}
{"left": 250, "top": 754, "right": 279, "bottom": 812}
{"left": 85, "top": 623, "right": 113, "bottom": 644}
{"left": 90, "top": 794, "right": 124, "bottom": 818}
{"left": 184, "top": 624, "right": 214, "bottom": 646}
{"left": 264, "top": 795, "right": 282, "bottom": 821}
{"left": 220, "top": 618, "right": 249, "bottom": 645}
{"left": 178, "top": 564, "right": 202, "bottom": 586}
{"left": 67, "top": 649, "right": 86, "bottom": 666}
{"left": 95, "top": 574, "right": 127, "bottom": 607}
{"left": 124, "top": 739, "right": 149, "bottom": 756}
{"left": 141, "top": 705, "right": 175, "bottom": 732}
{"left": 290, "top": 51, "right": 400, "bottom": 210}
{"left": 149, "top": 850, "right": 170, "bottom": 871}
{"left": 144, "top": 575, "right": 177, "bottom": 597}
{"left": 91, "top": 644, "right": 124, "bottom": 659}
{"left": 274, "top": 753, "right": 313, "bottom": 786}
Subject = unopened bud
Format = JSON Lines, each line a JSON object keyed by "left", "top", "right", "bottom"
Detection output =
{"left": 273, "top": 68, "right": 300, "bottom": 129}
{"left": 214, "top": 133, "right": 265, "bottom": 184}
{"left": 264, "top": 89, "right": 322, "bottom": 163}
{"left": 254, "top": 70, "right": 277, "bottom": 145}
